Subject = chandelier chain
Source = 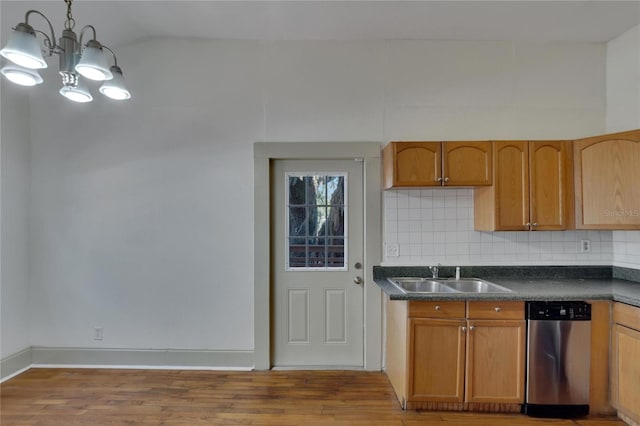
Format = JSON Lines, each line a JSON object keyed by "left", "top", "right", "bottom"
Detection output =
{"left": 64, "top": 0, "right": 75, "bottom": 30}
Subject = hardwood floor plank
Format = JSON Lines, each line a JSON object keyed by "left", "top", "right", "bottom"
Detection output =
{"left": 1, "top": 369, "right": 626, "bottom": 425}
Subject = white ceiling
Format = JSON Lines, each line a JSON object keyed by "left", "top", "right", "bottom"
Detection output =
{"left": 1, "top": 1, "right": 640, "bottom": 48}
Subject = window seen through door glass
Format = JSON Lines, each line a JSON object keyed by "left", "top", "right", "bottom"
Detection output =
{"left": 287, "top": 174, "right": 346, "bottom": 270}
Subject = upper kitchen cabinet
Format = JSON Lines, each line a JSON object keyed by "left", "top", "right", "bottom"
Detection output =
{"left": 474, "top": 140, "right": 573, "bottom": 231}
{"left": 383, "top": 141, "right": 492, "bottom": 189}
{"left": 574, "top": 129, "right": 640, "bottom": 229}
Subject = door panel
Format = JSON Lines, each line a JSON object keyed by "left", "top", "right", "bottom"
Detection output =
{"left": 443, "top": 142, "right": 492, "bottom": 186}
{"left": 272, "top": 159, "right": 364, "bottom": 367}
{"left": 408, "top": 318, "right": 466, "bottom": 402}
{"left": 495, "top": 141, "right": 529, "bottom": 230}
{"left": 394, "top": 142, "right": 441, "bottom": 187}
{"left": 466, "top": 319, "right": 526, "bottom": 404}
{"left": 530, "top": 141, "right": 569, "bottom": 230}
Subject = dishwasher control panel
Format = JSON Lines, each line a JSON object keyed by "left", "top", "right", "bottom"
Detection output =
{"left": 526, "top": 301, "right": 591, "bottom": 320}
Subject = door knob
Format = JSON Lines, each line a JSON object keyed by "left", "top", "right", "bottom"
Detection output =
{"left": 354, "top": 276, "right": 364, "bottom": 286}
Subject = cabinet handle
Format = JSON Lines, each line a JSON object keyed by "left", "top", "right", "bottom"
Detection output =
{"left": 461, "top": 326, "right": 467, "bottom": 332}
{"left": 469, "top": 325, "right": 475, "bottom": 331}
{"left": 436, "top": 177, "right": 443, "bottom": 182}
{"left": 532, "top": 222, "right": 539, "bottom": 227}
{"left": 443, "top": 177, "right": 449, "bottom": 182}
{"left": 494, "top": 307, "right": 501, "bottom": 313}
{"left": 434, "top": 305, "right": 441, "bottom": 311}
{"left": 525, "top": 222, "right": 531, "bottom": 227}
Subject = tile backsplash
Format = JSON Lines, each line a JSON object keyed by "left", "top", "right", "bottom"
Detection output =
{"left": 613, "top": 231, "right": 640, "bottom": 269}
{"left": 383, "top": 188, "right": 613, "bottom": 266}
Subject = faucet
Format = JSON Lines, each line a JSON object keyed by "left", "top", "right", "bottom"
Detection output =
{"left": 429, "top": 265, "right": 439, "bottom": 278}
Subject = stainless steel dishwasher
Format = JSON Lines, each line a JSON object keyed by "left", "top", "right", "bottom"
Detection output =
{"left": 523, "top": 301, "right": 591, "bottom": 418}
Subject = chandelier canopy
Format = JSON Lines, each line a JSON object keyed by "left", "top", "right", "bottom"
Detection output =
{"left": 0, "top": 0, "right": 131, "bottom": 102}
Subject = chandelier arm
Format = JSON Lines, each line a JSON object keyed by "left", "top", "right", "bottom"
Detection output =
{"left": 24, "top": 9, "right": 57, "bottom": 55}
{"left": 102, "top": 45, "right": 118, "bottom": 67}
{"left": 78, "top": 25, "right": 98, "bottom": 48}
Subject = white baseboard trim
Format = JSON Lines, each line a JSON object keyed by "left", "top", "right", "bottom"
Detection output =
{"left": 0, "top": 347, "right": 32, "bottom": 382}
{"left": 1, "top": 347, "right": 254, "bottom": 381}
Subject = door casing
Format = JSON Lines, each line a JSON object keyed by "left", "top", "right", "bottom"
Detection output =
{"left": 253, "top": 142, "right": 382, "bottom": 370}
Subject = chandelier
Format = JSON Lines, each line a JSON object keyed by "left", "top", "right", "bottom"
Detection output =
{"left": 0, "top": 0, "right": 131, "bottom": 102}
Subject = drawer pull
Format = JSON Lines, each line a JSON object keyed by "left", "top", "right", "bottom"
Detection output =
{"left": 494, "top": 307, "right": 501, "bottom": 312}
{"left": 469, "top": 325, "right": 475, "bottom": 331}
{"left": 435, "top": 305, "right": 441, "bottom": 311}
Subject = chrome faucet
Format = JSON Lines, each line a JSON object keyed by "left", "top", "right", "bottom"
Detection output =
{"left": 429, "top": 265, "right": 439, "bottom": 278}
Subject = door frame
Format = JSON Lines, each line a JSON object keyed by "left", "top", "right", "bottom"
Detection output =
{"left": 253, "top": 142, "right": 382, "bottom": 370}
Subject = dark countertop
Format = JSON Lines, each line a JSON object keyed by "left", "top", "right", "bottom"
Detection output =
{"left": 373, "top": 266, "right": 640, "bottom": 308}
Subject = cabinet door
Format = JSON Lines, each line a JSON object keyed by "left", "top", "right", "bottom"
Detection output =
{"left": 465, "top": 319, "right": 525, "bottom": 404}
{"left": 408, "top": 318, "right": 466, "bottom": 403}
{"left": 574, "top": 130, "right": 640, "bottom": 229}
{"left": 529, "top": 141, "right": 573, "bottom": 230}
{"left": 612, "top": 324, "right": 640, "bottom": 424}
{"left": 442, "top": 142, "right": 492, "bottom": 186}
{"left": 384, "top": 142, "right": 441, "bottom": 188}
{"left": 494, "top": 141, "right": 530, "bottom": 230}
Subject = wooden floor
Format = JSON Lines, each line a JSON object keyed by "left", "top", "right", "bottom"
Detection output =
{"left": 0, "top": 369, "right": 626, "bottom": 425}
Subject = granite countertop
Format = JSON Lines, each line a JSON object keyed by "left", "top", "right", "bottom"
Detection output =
{"left": 373, "top": 265, "right": 640, "bottom": 308}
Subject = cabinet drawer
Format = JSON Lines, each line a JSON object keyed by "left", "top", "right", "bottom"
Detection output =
{"left": 614, "top": 302, "right": 640, "bottom": 331}
{"left": 467, "top": 301, "right": 524, "bottom": 320}
{"left": 409, "top": 301, "right": 465, "bottom": 318}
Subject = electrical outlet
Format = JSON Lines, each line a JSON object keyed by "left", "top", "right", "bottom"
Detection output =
{"left": 385, "top": 243, "right": 399, "bottom": 257}
{"left": 94, "top": 326, "right": 103, "bottom": 340}
{"left": 580, "top": 239, "right": 591, "bottom": 253}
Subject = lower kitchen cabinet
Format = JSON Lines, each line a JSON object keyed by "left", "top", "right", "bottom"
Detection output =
{"left": 408, "top": 317, "right": 466, "bottom": 403}
{"left": 611, "top": 302, "right": 640, "bottom": 425}
{"left": 387, "top": 299, "right": 525, "bottom": 411}
{"left": 465, "top": 319, "right": 525, "bottom": 404}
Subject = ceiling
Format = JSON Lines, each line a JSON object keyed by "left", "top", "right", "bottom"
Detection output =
{"left": 1, "top": 1, "right": 640, "bottom": 48}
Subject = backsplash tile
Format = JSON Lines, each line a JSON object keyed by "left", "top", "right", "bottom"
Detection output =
{"left": 383, "top": 188, "right": 613, "bottom": 266}
{"left": 613, "top": 231, "right": 640, "bottom": 269}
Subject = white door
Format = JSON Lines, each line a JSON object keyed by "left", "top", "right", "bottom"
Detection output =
{"left": 272, "top": 159, "right": 364, "bottom": 367}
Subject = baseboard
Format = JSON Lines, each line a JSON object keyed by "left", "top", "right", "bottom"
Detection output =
{"left": 0, "top": 347, "right": 32, "bottom": 382}
{"left": 1, "top": 347, "right": 253, "bottom": 381}
{"left": 31, "top": 347, "right": 254, "bottom": 369}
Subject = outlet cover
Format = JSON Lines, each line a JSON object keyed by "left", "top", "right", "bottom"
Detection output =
{"left": 580, "top": 239, "right": 591, "bottom": 253}
{"left": 386, "top": 243, "right": 399, "bottom": 257}
{"left": 94, "top": 327, "right": 103, "bottom": 340}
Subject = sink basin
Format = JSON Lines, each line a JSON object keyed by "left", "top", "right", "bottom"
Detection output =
{"left": 388, "top": 277, "right": 512, "bottom": 294}
{"left": 388, "top": 277, "right": 460, "bottom": 293}
{"left": 442, "top": 279, "right": 512, "bottom": 293}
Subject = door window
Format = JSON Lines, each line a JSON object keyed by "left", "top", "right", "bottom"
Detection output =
{"left": 286, "top": 173, "right": 347, "bottom": 270}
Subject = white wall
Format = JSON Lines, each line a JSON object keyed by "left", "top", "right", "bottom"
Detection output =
{"left": 1, "top": 81, "right": 31, "bottom": 358}
{"left": 26, "top": 39, "right": 608, "bottom": 352}
{"left": 606, "top": 24, "right": 640, "bottom": 270}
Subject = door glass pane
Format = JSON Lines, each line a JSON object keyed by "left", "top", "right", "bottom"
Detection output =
{"left": 289, "top": 176, "right": 307, "bottom": 205}
{"left": 286, "top": 172, "right": 347, "bottom": 270}
{"left": 312, "top": 176, "right": 327, "bottom": 206}
{"left": 289, "top": 207, "right": 307, "bottom": 237}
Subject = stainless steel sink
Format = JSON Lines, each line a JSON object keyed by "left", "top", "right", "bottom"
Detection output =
{"left": 388, "top": 277, "right": 512, "bottom": 294}
{"left": 442, "top": 279, "right": 512, "bottom": 293}
{"left": 389, "top": 278, "right": 460, "bottom": 293}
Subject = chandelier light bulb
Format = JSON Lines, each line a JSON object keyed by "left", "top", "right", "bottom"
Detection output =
{"left": 59, "top": 83, "right": 93, "bottom": 103}
{"left": 0, "top": 25, "right": 48, "bottom": 69}
{"left": 75, "top": 41, "right": 113, "bottom": 81}
{"left": 99, "top": 66, "right": 131, "bottom": 100}
{"left": 0, "top": 64, "right": 43, "bottom": 86}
